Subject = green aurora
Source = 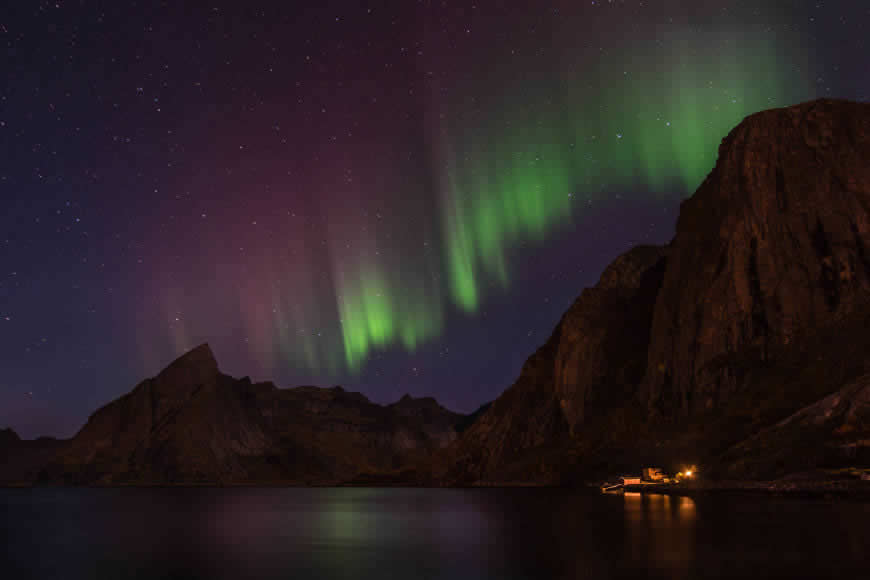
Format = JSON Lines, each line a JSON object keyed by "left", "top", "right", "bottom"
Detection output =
{"left": 324, "top": 22, "right": 815, "bottom": 371}
{"left": 336, "top": 262, "right": 444, "bottom": 372}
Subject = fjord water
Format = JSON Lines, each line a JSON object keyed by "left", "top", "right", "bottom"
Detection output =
{"left": 2, "top": 488, "right": 867, "bottom": 579}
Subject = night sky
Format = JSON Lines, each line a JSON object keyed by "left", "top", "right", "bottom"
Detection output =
{"left": 2, "top": 1, "right": 868, "bottom": 438}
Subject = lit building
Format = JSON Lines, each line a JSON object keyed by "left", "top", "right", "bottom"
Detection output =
{"left": 642, "top": 467, "right": 665, "bottom": 481}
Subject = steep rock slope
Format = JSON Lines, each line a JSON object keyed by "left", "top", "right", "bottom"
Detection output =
{"left": 642, "top": 99, "right": 870, "bottom": 418}
{"left": 46, "top": 344, "right": 271, "bottom": 483}
{"left": 721, "top": 372, "right": 870, "bottom": 478}
{"left": 443, "top": 99, "right": 870, "bottom": 483}
{"left": 441, "top": 245, "right": 668, "bottom": 484}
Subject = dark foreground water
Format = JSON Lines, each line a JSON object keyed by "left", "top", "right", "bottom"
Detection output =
{"left": 1, "top": 487, "right": 868, "bottom": 580}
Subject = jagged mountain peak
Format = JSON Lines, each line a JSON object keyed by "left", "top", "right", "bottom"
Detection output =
{"left": 4, "top": 341, "right": 466, "bottom": 485}
{"left": 160, "top": 343, "right": 218, "bottom": 374}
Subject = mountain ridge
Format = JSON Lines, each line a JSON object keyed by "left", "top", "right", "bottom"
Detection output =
{"left": 1, "top": 344, "right": 465, "bottom": 485}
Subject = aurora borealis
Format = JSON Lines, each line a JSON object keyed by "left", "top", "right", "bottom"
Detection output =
{"left": 2, "top": 1, "right": 868, "bottom": 437}
{"left": 291, "top": 6, "right": 813, "bottom": 372}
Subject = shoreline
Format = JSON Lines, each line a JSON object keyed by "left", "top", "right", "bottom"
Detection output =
{"left": 620, "top": 479, "right": 870, "bottom": 500}
{"left": 2, "top": 479, "right": 870, "bottom": 498}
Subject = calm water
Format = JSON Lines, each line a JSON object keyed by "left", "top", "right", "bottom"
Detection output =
{"left": 1, "top": 487, "right": 868, "bottom": 579}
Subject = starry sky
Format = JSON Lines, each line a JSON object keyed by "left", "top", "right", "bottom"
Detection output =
{"left": 2, "top": 1, "right": 868, "bottom": 438}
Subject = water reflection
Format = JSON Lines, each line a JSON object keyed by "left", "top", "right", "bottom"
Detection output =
{"left": 623, "top": 491, "right": 697, "bottom": 523}
{"left": 203, "top": 488, "right": 507, "bottom": 579}
{"left": 1, "top": 488, "right": 867, "bottom": 580}
{"left": 624, "top": 493, "right": 696, "bottom": 577}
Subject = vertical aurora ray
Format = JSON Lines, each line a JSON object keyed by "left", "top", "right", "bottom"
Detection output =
{"left": 221, "top": 8, "right": 816, "bottom": 376}
{"left": 323, "top": 158, "right": 446, "bottom": 371}
{"left": 335, "top": 265, "right": 394, "bottom": 371}
{"left": 437, "top": 19, "right": 814, "bottom": 313}
{"left": 333, "top": 258, "right": 444, "bottom": 371}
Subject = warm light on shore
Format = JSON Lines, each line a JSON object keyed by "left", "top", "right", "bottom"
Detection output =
{"left": 675, "top": 466, "right": 697, "bottom": 481}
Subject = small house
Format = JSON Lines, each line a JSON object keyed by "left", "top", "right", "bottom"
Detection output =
{"left": 643, "top": 467, "right": 665, "bottom": 482}
{"left": 620, "top": 475, "right": 642, "bottom": 485}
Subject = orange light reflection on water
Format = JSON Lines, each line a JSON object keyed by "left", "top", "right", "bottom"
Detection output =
{"left": 624, "top": 493, "right": 696, "bottom": 575}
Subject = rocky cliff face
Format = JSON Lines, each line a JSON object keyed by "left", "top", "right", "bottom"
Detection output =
{"left": 721, "top": 371, "right": 870, "bottom": 478}
{"left": 443, "top": 99, "right": 870, "bottom": 483}
{"left": 555, "top": 245, "right": 669, "bottom": 434}
{"left": 440, "top": 245, "right": 669, "bottom": 484}
{"left": 642, "top": 99, "right": 870, "bottom": 418}
{"left": 7, "top": 345, "right": 464, "bottom": 485}
{"left": 47, "top": 344, "right": 272, "bottom": 483}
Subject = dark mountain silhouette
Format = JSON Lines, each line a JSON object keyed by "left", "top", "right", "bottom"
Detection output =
{"left": 0, "top": 428, "right": 64, "bottom": 486}
{"left": 438, "top": 98, "right": 870, "bottom": 484}
{"left": 0, "top": 428, "right": 19, "bottom": 447}
{"left": 1, "top": 344, "right": 464, "bottom": 485}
